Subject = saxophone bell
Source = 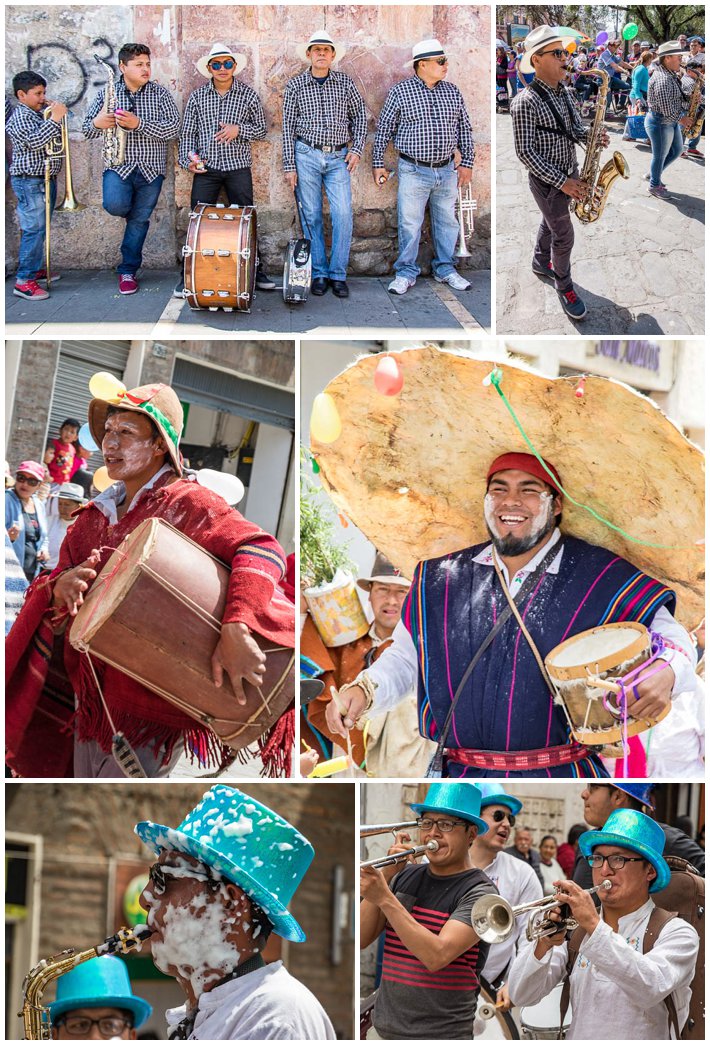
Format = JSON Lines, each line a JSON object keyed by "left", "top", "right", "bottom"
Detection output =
{"left": 572, "top": 69, "right": 630, "bottom": 223}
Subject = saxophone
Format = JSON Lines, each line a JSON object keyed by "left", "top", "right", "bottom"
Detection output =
{"left": 94, "top": 54, "right": 128, "bottom": 167}
{"left": 19, "top": 925, "right": 152, "bottom": 1039}
{"left": 685, "top": 72, "right": 705, "bottom": 142}
{"left": 572, "top": 69, "right": 630, "bottom": 223}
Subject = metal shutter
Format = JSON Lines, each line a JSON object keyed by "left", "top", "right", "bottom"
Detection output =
{"left": 171, "top": 358, "right": 294, "bottom": 430}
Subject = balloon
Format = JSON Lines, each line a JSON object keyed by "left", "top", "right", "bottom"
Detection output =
{"left": 77, "top": 422, "right": 98, "bottom": 453}
{"left": 92, "top": 466, "right": 113, "bottom": 493}
{"left": 622, "top": 23, "right": 638, "bottom": 41}
{"left": 123, "top": 874, "right": 149, "bottom": 927}
{"left": 374, "top": 355, "right": 404, "bottom": 396}
{"left": 195, "top": 468, "right": 245, "bottom": 505}
{"left": 310, "top": 393, "right": 342, "bottom": 444}
{"left": 89, "top": 371, "right": 126, "bottom": 401}
{"left": 596, "top": 31, "right": 609, "bottom": 45}
{"left": 565, "top": 40, "right": 577, "bottom": 53}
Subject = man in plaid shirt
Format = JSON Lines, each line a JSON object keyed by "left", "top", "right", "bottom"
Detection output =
{"left": 373, "top": 38, "right": 474, "bottom": 296}
{"left": 174, "top": 42, "right": 275, "bottom": 298}
{"left": 282, "top": 30, "right": 367, "bottom": 299}
{"left": 511, "top": 26, "right": 609, "bottom": 321}
{"left": 83, "top": 43, "right": 180, "bottom": 296}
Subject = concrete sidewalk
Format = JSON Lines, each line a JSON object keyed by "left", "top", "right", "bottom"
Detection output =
{"left": 496, "top": 113, "right": 705, "bottom": 334}
{"left": 6, "top": 269, "right": 491, "bottom": 337}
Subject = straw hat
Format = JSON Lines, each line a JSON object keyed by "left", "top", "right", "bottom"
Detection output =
{"left": 311, "top": 347, "right": 704, "bottom": 628}
{"left": 195, "top": 43, "right": 247, "bottom": 78}
{"left": 656, "top": 40, "right": 686, "bottom": 59}
{"left": 520, "top": 25, "right": 566, "bottom": 74}
{"left": 297, "top": 30, "right": 339, "bottom": 65}
{"left": 88, "top": 382, "right": 183, "bottom": 476}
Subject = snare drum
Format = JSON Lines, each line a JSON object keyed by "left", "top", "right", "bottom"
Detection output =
{"left": 183, "top": 203, "right": 257, "bottom": 312}
{"left": 545, "top": 622, "right": 670, "bottom": 746}
{"left": 70, "top": 517, "right": 294, "bottom": 751}
{"left": 520, "top": 984, "right": 571, "bottom": 1039}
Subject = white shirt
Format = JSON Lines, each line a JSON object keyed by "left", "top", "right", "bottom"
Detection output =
{"left": 165, "top": 961, "right": 336, "bottom": 1040}
{"left": 92, "top": 462, "right": 174, "bottom": 524}
{"left": 508, "top": 898, "right": 699, "bottom": 1040}
{"left": 477, "top": 850, "right": 544, "bottom": 982}
{"left": 644, "top": 675, "right": 705, "bottom": 777}
{"left": 361, "top": 529, "right": 697, "bottom": 714}
{"left": 539, "top": 857, "right": 566, "bottom": 896}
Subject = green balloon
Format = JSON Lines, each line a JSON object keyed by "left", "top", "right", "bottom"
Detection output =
{"left": 123, "top": 873, "right": 149, "bottom": 927}
{"left": 622, "top": 22, "right": 639, "bottom": 41}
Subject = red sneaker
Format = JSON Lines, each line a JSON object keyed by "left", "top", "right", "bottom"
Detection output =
{"left": 33, "top": 268, "right": 61, "bottom": 283}
{"left": 118, "top": 274, "right": 139, "bottom": 295}
{"left": 13, "top": 279, "right": 49, "bottom": 300}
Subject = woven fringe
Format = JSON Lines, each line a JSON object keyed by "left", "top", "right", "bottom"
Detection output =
{"left": 258, "top": 707, "right": 294, "bottom": 778}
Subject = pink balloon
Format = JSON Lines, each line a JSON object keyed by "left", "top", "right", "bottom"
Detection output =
{"left": 374, "top": 356, "right": 404, "bottom": 396}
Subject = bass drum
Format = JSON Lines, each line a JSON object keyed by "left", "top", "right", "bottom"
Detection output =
{"left": 183, "top": 203, "right": 257, "bottom": 312}
{"left": 359, "top": 979, "right": 519, "bottom": 1039}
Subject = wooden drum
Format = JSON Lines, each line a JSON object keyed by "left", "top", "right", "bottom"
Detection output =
{"left": 545, "top": 622, "right": 670, "bottom": 746}
{"left": 69, "top": 518, "right": 294, "bottom": 751}
{"left": 183, "top": 203, "right": 257, "bottom": 312}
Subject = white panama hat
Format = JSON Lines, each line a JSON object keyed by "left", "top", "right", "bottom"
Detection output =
{"left": 297, "top": 30, "right": 340, "bottom": 65}
{"left": 195, "top": 42, "right": 247, "bottom": 79}
{"left": 520, "top": 25, "right": 566, "bottom": 75}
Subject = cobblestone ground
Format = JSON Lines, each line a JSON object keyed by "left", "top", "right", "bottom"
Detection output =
{"left": 496, "top": 113, "right": 705, "bottom": 334}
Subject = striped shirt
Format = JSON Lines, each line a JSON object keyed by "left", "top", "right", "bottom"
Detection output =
{"left": 179, "top": 79, "right": 266, "bottom": 171}
{"left": 82, "top": 76, "right": 180, "bottom": 181}
{"left": 511, "top": 78, "right": 588, "bottom": 188}
{"left": 281, "top": 68, "right": 367, "bottom": 171}
{"left": 7, "top": 103, "right": 64, "bottom": 177}
{"left": 372, "top": 76, "right": 475, "bottom": 167}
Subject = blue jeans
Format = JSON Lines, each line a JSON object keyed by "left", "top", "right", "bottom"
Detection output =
{"left": 644, "top": 113, "right": 684, "bottom": 188}
{"left": 294, "top": 141, "right": 352, "bottom": 280}
{"left": 687, "top": 129, "right": 702, "bottom": 149}
{"left": 11, "top": 175, "right": 56, "bottom": 281}
{"left": 395, "top": 158, "right": 459, "bottom": 281}
{"left": 102, "top": 169, "right": 164, "bottom": 274}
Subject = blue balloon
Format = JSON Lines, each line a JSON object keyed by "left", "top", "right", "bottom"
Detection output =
{"left": 78, "top": 422, "right": 98, "bottom": 453}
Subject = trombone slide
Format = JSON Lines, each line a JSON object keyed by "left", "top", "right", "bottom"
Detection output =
{"left": 361, "top": 840, "right": 439, "bottom": 869}
{"left": 359, "top": 821, "right": 419, "bottom": 838}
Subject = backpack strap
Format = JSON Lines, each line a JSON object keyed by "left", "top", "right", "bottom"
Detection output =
{"left": 559, "top": 926, "right": 586, "bottom": 1039}
{"left": 644, "top": 906, "right": 681, "bottom": 1040}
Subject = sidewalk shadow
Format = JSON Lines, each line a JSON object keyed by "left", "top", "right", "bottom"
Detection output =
{"left": 661, "top": 191, "right": 705, "bottom": 224}
{"left": 561, "top": 285, "right": 665, "bottom": 334}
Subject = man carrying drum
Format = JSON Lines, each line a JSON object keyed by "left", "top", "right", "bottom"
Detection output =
{"left": 174, "top": 42, "right": 275, "bottom": 300}
{"left": 327, "top": 450, "right": 696, "bottom": 778}
{"left": 6, "top": 379, "right": 294, "bottom": 778}
{"left": 507, "top": 809, "right": 700, "bottom": 1039}
{"left": 360, "top": 781, "right": 498, "bottom": 1039}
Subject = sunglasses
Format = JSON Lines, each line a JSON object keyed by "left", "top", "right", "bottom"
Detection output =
{"left": 539, "top": 48, "right": 569, "bottom": 60}
{"left": 209, "top": 59, "right": 236, "bottom": 70}
{"left": 491, "top": 809, "right": 517, "bottom": 826}
{"left": 15, "top": 473, "right": 41, "bottom": 486}
{"left": 427, "top": 56, "right": 448, "bottom": 66}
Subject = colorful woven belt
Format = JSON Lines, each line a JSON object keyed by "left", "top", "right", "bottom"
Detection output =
{"left": 444, "top": 743, "right": 591, "bottom": 771}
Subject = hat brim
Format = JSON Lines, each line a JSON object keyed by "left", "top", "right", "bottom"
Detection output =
{"left": 195, "top": 53, "right": 247, "bottom": 78}
{"left": 89, "top": 399, "right": 182, "bottom": 477}
{"left": 410, "top": 801, "right": 489, "bottom": 835}
{"left": 134, "top": 822, "right": 306, "bottom": 942}
{"left": 480, "top": 795, "right": 523, "bottom": 816}
{"left": 356, "top": 575, "right": 411, "bottom": 591}
{"left": 578, "top": 829, "right": 670, "bottom": 892}
{"left": 313, "top": 348, "right": 704, "bottom": 630}
{"left": 49, "top": 993, "right": 152, "bottom": 1028}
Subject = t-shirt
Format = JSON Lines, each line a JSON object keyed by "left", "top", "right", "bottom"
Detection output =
{"left": 373, "top": 863, "right": 496, "bottom": 1040}
{"left": 46, "top": 438, "right": 81, "bottom": 485}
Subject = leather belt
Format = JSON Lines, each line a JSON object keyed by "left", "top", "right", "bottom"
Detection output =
{"left": 399, "top": 152, "right": 453, "bottom": 168}
{"left": 444, "top": 743, "right": 593, "bottom": 771}
{"left": 297, "top": 137, "right": 348, "bottom": 153}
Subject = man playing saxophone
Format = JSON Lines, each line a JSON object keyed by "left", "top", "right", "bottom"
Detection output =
{"left": 681, "top": 57, "right": 704, "bottom": 159}
{"left": 7, "top": 71, "right": 67, "bottom": 301}
{"left": 510, "top": 26, "right": 609, "bottom": 322}
{"left": 82, "top": 44, "right": 180, "bottom": 296}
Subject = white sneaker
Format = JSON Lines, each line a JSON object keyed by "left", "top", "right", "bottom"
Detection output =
{"left": 388, "top": 275, "right": 415, "bottom": 295}
{"left": 434, "top": 271, "right": 471, "bottom": 291}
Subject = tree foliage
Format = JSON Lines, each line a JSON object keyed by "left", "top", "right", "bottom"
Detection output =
{"left": 497, "top": 5, "right": 705, "bottom": 42}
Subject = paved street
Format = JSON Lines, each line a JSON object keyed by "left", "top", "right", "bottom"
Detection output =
{"left": 496, "top": 113, "right": 705, "bottom": 334}
{"left": 5, "top": 270, "right": 491, "bottom": 337}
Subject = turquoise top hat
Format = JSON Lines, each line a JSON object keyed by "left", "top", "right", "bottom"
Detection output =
{"left": 475, "top": 782, "right": 523, "bottom": 816}
{"left": 579, "top": 809, "right": 670, "bottom": 893}
{"left": 135, "top": 785, "right": 314, "bottom": 943}
{"left": 48, "top": 955, "right": 152, "bottom": 1027}
{"left": 410, "top": 782, "right": 489, "bottom": 834}
{"left": 612, "top": 783, "right": 655, "bottom": 809}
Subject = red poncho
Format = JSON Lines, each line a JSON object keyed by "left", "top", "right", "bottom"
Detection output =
{"left": 6, "top": 473, "right": 294, "bottom": 776}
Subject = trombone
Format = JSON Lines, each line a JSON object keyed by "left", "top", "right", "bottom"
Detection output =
{"left": 360, "top": 821, "right": 419, "bottom": 838}
{"left": 361, "top": 840, "right": 439, "bottom": 869}
{"left": 42, "top": 106, "right": 85, "bottom": 286}
{"left": 471, "top": 880, "right": 612, "bottom": 944}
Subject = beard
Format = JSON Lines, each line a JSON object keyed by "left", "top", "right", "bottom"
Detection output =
{"left": 484, "top": 492, "right": 557, "bottom": 557}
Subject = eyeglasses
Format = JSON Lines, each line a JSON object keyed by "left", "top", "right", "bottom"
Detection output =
{"left": 148, "top": 861, "right": 217, "bottom": 895}
{"left": 490, "top": 809, "right": 517, "bottom": 827}
{"left": 58, "top": 1015, "right": 133, "bottom": 1038}
{"left": 15, "top": 473, "right": 41, "bottom": 486}
{"left": 425, "top": 56, "right": 448, "bottom": 66}
{"left": 586, "top": 853, "right": 646, "bottom": 870}
{"left": 209, "top": 59, "right": 236, "bottom": 70}
{"left": 416, "top": 817, "right": 467, "bottom": 833}
{"left": 538, "top": 48, "right": 569, "bottom": 60}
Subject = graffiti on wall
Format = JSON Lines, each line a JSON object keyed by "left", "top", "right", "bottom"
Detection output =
{"left": 26, "top": 38, "right": 116, "bottom": 108}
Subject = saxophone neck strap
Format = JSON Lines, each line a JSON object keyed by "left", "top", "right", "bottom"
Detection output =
{"left": 530, "top": 79, "right": 585, "bottom": 145}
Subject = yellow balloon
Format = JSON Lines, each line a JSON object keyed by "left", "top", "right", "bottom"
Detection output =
{"left": 310, "top": 393, "right": 342, "bottom": 444}
{"left": 92, "top": 466, "right": 113, "bottom": 493}
{"left": 89, "top": 371, "right": 127, "bottom": 401}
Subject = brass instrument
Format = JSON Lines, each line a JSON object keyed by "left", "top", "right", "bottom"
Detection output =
{"left": 455, "top": 185, "right": 477, "bottom": 257}
{"left": 94, "top": 54, "right": 127, "bottom": 167}
{"left": 470, "top": 880, "right": 612, "bottom": 944}
{"left": 573, "top": 69, "right": 629, "bottom": 223}
{"left": 20, "top": 925, "right": 153, "bottom": 1039}
{"left": 360, "top": 821, "right": 419, "bottom": 837}
{"left": 685, "top": 72, "right": 705, "bottom": 142}
{"left": 361, "top": 840, "right": 439, "bottom": 869}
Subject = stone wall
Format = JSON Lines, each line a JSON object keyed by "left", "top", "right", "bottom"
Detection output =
{"left": 6, "top": 4, "right": 491, "bottom": 274}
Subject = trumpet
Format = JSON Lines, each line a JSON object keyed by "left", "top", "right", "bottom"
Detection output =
{"left": 360, "top": 821, "right": 419, "bottom": 838}
{"left": 471, "top": 880, "right": 612, "bottom": 944}
{"left": 455, "top": 185, "right": 477, "bottom": 258}
{"left": 361, "top": 840, "right": 439, "bottom": 869}
{"left": 42, "top": 105, "right": 85, "bottom": 286}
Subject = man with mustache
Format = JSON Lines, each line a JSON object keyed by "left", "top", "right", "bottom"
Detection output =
{"left": 326, "top": 451, "right": 695, "bottom": 778}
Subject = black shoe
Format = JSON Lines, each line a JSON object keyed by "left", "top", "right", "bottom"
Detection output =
{"left": 558, "top": 287, "right": 587, "bottom": 320}
{"left": 255, "top": 267, "right": 276, "bottom": 291}
{"left": 173, "top": 278, "right": 185, "bottom": 299}
{"left": 311, "top": 277, "right": 330, "bottom": 295}
{"left": 331, "top": 280, "right": 349, "bottom": 298}
{"left": 532, "top": 261, "right": 555, "bottom": 284}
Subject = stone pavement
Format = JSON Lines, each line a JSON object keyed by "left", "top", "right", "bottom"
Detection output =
{"left": 496, "top": 113, "right": 705, "bottom": 335}
{"left": 5, "top": 270, "right": 491, "bottom": 336}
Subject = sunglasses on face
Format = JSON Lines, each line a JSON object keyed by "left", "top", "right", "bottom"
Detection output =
{"left": 491, "top": 809, "right": 517, "bottom": 826}
{"left": 15, "top": 473, "right": 40, "bottom": 485}
{"left": 539, "top": 48, "right": 569, "bottom": 60}
{"left": 148, "top": 861, "right": 218, "bottom": 895}
{"left": 210, "top": 59, "right": 236, "bottom": 70}
{"left": 427, "top": 56, "right": 448, "bottom": 66}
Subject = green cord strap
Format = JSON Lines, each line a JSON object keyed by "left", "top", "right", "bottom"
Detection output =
{"left": 486, "top": 367, "right": 700, "bottom": 552}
